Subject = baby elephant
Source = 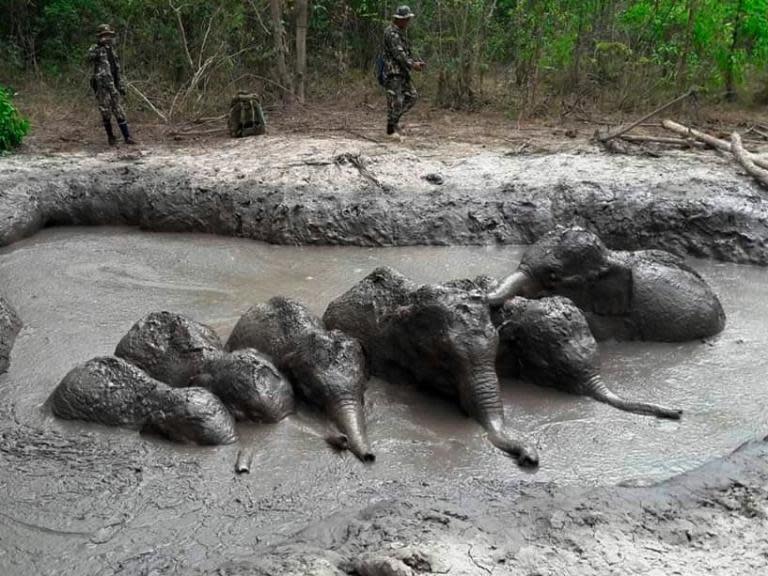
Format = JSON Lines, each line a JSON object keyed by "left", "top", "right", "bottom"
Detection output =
{"left": 190, "top": 349, "right": 295, "bottom": 423}
{"left": 489, "top": 227, "right": 726, "bottom": 342}
{"left": 115, "top": 311, "right": 223, "bottom": 387}
{"left": 49, "top": 356, "right": 237, "bottom": 445}
{"left": 324, "top": 267, "right": 539, "bottom": 469}
{"left": 117, "top": 311, "right": 295, "bottom": 424}
{"left": 226, "top": 297, "right": 374, "bottom": 463}
{"left": 496, "top": 297, "right": 682, "bottom": 420}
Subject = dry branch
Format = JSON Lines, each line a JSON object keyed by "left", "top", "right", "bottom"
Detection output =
{"left": 662, "top": 120, "right": 768, "bottom": 171}
{"left": 618, "top": 135, "right": 704, "bottom": 148}
{"left": 597, "top": 89, "right": 696, "bottom": 142}
{"left": 731, "top": 133, "right": 768, "bottom": 189}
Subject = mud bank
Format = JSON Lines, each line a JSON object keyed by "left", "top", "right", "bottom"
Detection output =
{"left": 1, "top": 136, "right": 767, "bottom": 264}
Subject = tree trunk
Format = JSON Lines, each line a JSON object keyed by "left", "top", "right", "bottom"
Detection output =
{"left": 295, "top": 0, "right": 309, "bottom": 103}
{"left": 269, "top": 0, "right": 294, "bottom": 103}
{"left": 725, "top": 0, "right": 744, "bottom": 102}
{"left": 676, "top": 0, "right": 697, "bottom": 90}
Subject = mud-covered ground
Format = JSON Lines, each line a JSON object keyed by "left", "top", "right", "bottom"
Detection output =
{"left": 2, "top": 135, "right": 768, "bottom": 574}
{"left": 1, "top": 134, "right": 768, "bottom": 263}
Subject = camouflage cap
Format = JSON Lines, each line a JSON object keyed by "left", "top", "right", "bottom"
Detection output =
{"left": 96, "top": 24, "right": 117, "bottom": 38}
{"left": 393, "top": 5, "right": 415, "bottom": 19}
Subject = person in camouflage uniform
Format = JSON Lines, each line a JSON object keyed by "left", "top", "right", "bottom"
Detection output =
{"left": 87, "top": 24, "right": 136, "bottom": 146}
{"left": 382, "top": 6, "right": 424, "bottom": 138}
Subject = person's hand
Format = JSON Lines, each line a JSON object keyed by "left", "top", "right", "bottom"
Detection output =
{"left": 412, "top": 61, "right": 425, "bottom": 72}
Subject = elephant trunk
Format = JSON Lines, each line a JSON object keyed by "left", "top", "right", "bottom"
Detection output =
{"left": 331, "top": 400, "right": 375, "bottom": 463}
{"left": 583, "top": 375, "right": 682, "bottom": 420}
{"left": 487, "top": 271, "right": 540, "bottom": 307}
{"left": 467, "top": 370, "right": 539, "bottom": 468}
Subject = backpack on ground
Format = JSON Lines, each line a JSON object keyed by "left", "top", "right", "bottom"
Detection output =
{"left": 228, "top": 92, "right": 266, "bottom": 138}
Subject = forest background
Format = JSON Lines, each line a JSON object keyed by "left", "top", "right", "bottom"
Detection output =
{"left": 1, "top": 0, "right": 767, "bottom": 132}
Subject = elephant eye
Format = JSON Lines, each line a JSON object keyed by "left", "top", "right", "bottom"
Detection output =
{"left": 548, "top": 272, "right": 559, "bottom": 282}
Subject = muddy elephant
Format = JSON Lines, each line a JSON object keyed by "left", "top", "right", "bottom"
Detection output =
{"left": 488, "top": 227, "right": 726, "bottom": 342}
{"left": 116, "top": 311, "right": 295, "bottom": 423}
{"left": 0, "top": 296, "right": 21, "bottom": 374}
{"left": 226, "top": 297, "right": 374, "bottom": 463}
{"left": 323, "top": 267, "right": 539, "bottom": 468}
{"left": 115, "top": 311, "right": 223, "bottom": 388}
{"left": 190, "top": 349, "right": 295, "bottom": 422}
{"left": 496, "top": 296, "right": 682, "bottom": 419}
{"left": 49, "top": 356, "right": 237, "bottom": 445}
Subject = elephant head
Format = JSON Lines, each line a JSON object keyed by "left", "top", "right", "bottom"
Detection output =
{"left": 190, "top": 349, "right": 295, "bottom": 423}
{"left": 488, "top": 227, "right": 726, "bottom": 342}
{"left": 50, "top": 356, "right": 237, "bottom": 445}
{"left": 324, "top": 267, "right": 539, "bottom": 468}
{"left": 227, "top": 297, "right": 374, "bottom": 463}
{"left": 115, "top": 311, "right": 224, "bottom": 387}
{"left": 496, "top": 297, "right": 682, "bottom": 420}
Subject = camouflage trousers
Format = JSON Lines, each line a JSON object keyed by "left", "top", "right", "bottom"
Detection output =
{"left": 385, "top": 75, "right": 418, "bottom": 127}
{"left": 95, "top": 83, "right": 126, "bottom": 123}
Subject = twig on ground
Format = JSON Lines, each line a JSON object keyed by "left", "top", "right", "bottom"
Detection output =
{"left": 467, "top": 545, "right": 493, "bottom": 575}
{"left": 334, "top": 152, "right": 386, "bottom": 189}
{"left": 618, "top": 135, "right": 704, "bottom": 148}
{"left": 597, "top": 89, "right": 696, "bottom": 142}
{"left": 731, "top": 132, "right": 768, "bottom": 189}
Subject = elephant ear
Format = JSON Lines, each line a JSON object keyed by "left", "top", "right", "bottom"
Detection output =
{"left": 589, "top": 263, "right": 632, "bottom": 316}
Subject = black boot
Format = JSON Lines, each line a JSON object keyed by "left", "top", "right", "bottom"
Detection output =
{"left": 386, "top": 122, "right": 395, "bottom": 135}
{"left": 103, "top": 119, "right": 117, "bottom": 146}
{"left": 117, "top": 121, "right": 136, "bottom": 145}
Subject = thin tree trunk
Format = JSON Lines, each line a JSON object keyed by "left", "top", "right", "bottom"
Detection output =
{"left": 269, "top": 0, "right": 294, "bottom": 103}
{"left": 295, "top": 0, "right": 309, "bottom": 103}
{"left": 676, "top": 0, "right": 697, "bottom": 90}
{"left": 725, "top": 0, "right": 745, "bottom": 102}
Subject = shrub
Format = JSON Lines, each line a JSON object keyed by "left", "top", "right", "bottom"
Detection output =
{"left": 0, "top": 87, "right": 30, "bottom": 152}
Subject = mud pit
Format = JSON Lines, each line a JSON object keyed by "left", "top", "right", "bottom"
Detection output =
{"left": 1, "top": 227, "right": 768, "bottom": 575}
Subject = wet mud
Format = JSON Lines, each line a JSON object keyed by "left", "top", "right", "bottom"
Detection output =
{"left": 1, "top": 136, "right": 767, "bottom": 264}
{"left": 1, "top": 228, "right": 767, "bottom": 574}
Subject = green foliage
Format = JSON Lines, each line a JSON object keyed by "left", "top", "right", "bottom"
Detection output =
{"left": 2, "top": 0, "right": 768, "bottom": 114}
{"left": 0, "top": 86, "right": 30, "bottom": 152}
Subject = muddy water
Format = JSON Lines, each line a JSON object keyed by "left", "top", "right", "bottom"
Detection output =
{"left": 1, "top": 227, "right": 765, "bottom": 489}
{"left": 2, "top": 227, "right": 768, "bottom": 574}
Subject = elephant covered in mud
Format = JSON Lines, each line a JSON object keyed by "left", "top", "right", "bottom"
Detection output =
{"left": 488, "top": 227, "right": 726, "bottom": 342}
{"left": 496, "top": 296, "right": 682, "bottom": 419}
{"left": 323, "top": 267, "right": 539, "bottom": 468}
{"left": 116, "top": 311, "right": 295, "bottom": 423}
{"left": 49, "top": 356, "right": 237, "bottom": 445}
{"left": 0, "top": 296, "right": 22, "bottom": 374}
{"left": 115, "top": 311, "right": 223, "bottom": 388}
{"left": 226, "top": 297, "right": 374, "bottom": 463}
{"left": 190, "top": 349, "right": 295, "bottom": 423}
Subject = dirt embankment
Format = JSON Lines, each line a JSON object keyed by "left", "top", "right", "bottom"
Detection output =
{"left": 1, "top": 135, "right": 767, "bottom": 264}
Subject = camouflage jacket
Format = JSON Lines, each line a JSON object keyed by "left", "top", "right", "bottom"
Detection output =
{"left": 87, "top": 43, "right": 124, "bottom": 91}
{"left": 383, "top": 24, "right": 417, "bottom": 78}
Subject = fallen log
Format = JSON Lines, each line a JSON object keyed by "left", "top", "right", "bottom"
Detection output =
{"left": 662, "top": 119, "right": 768, "bottom": 171}
{"left": 731, "top": 132, "right": 768, "bottom": 189}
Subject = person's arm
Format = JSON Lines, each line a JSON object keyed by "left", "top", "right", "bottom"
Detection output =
{"left": 86, "top": 44, "right": 100, "bottom": 63}
{"left": 112, "top": 50, "right": 126, "bottom": 95}
{"left": 385, "top": 29, "right": 414, "bottom": 72}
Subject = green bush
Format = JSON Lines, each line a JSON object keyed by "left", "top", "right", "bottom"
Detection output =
{"left": 0, "top": 87, "right": 30, "bottom": 152}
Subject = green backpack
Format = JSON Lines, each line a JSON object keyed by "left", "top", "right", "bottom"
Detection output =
{"left": 228, "top": 93, "right": 266, "bottom": 138}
